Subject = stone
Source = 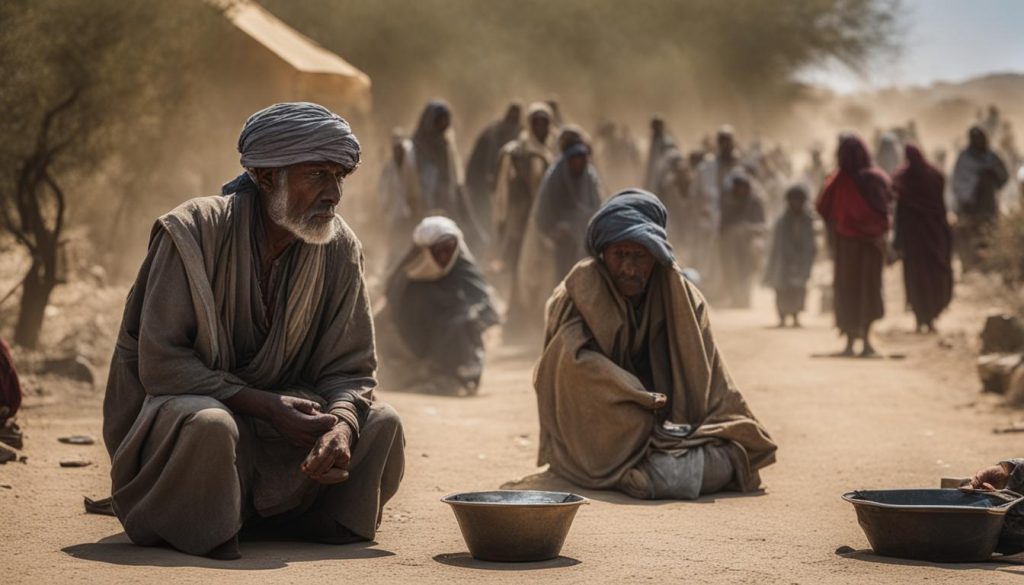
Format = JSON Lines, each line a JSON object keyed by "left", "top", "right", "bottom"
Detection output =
{"left": 977, "top": 353, "right": 1024, "bottom": 394}
{"left": 981, "top": 313, "right": 1024, "bottom": 355}
{"left": 41, "top": 355, "right": 94, "bottom": 386}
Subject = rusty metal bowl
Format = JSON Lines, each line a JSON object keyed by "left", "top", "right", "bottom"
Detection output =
{"left": 442, "top": 490, "right": 588, "bottom": 562}
{"left": 843, "top": 488, "right": 1024, "bottom": 562}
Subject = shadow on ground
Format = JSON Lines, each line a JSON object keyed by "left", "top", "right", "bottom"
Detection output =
{"left": 63, "top": 532, "right": 394, "bottom": 570}
{"left": 433, "top": 552, "right": 580, "bottom": 571}
{"left": 837, "top": 547, "right": 1024, "bottom": 574}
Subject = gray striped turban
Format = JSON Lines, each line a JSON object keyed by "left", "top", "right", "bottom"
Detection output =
{"left": 223, "top": 102, "right": 361, "bottom": 195}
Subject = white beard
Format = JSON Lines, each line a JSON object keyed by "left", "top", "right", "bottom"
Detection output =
{"left": 266, "top": 172, "right": 338, "bottom": 245}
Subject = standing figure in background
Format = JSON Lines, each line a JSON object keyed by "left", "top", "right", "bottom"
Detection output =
{"left": 653, "top": 148, "right": 692, "bottom": 247}
{"left": 816, "top": 134, "right": 893, "bottom": 357}
{"left": 377, "top": 130, "right": 421, "bottom": 269}
{"left": 717, "top": 170, "right": 767, "bottom": 309}
{"left": 493, "top": 103, "right": 555, "bottom": 306}
{"left": 763, "top": 185, "right": 817, "bottom": 328}
{"left": 513, "top": 131, "right": 602, "bottom": 338}
{"left": 691, "top": 126, "right": 743, "bottom": 287}
{"left": 376, "top": 217, "right": 499, "bottom": 397}
{"left": 464, "top": 102, "right": 523, "bottom": 235}
{"left": 644, "top": 116, "right": 676, "bottom": 192}
{"left": 952, "top": 126, "right": 1009, "bottom": 272}
{"left": 875, "top": 132, "right": 903, "bottom": 177}
{"left": 893, "top": 145, "right": 953, "bottom": 333}
{"left": 410, "top": 100, "right": 484, "bottom": 250}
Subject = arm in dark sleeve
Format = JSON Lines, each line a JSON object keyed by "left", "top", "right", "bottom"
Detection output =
{"left": 307, "top": 244, "right": 377, "bottom": 438}
{"left": 1001, "top": 458, "right": 1024, "bottom": 493}
{"left": 136, "top": 231, "right": 250, "bottom": 401}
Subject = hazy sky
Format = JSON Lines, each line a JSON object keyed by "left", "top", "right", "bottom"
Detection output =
{"left": 801, "top": 0, "right": 1024, "bottom": 92}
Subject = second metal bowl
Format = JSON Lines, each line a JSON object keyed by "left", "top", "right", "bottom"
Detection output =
{"left": 442, "top": 490, "right": 588, "bottom": 562}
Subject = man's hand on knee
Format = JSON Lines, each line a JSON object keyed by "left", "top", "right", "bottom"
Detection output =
{"left": 300, "top": 422, "right": 354, "bottom": 484}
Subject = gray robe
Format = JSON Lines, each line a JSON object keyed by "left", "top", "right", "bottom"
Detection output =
{"left": 103, "top": 191, "right": 405, "bottom": 555}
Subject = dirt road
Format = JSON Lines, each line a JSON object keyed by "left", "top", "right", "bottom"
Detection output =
{"left": 5, "top": 271, "right": 1024, "bottom": 584}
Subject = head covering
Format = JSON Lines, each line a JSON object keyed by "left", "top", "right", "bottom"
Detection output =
{"left": 222, "top": 102, "right": 361, "bottom": 195}
{"left": 527, "top": 101, "right": 553, "bottom": 122}
{"left": 557, "top": 124, "right": 590, "bottom": 154}
{"left": 405, "top": 215, "right": 466, "bottom": 281}
{"left": 785, "top": 183, "right": 809, "bottom": 205}
{"left": 585, "top": 189, "right": 675, "bottom": 265}
{"left": 503, "top": 102, "right": 523, "bottom": 124}
{"left": 893, "top": 144, "right": 945, "bottom": 216}
{"left": 968, "top": 125, "right": 990, "bottom": 152}
{"left": 412, "top": 215, "right": 463, "bottom": 248}
{"left": 835, "top": 133, "right": 891, "bottom": 215}
{"left": 413, "top": 100, "right": 452, "bottom": 145}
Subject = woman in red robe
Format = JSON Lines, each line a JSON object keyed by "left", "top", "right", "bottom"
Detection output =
{"left": 816, "top": 134, "right": 893, "bottom": 357}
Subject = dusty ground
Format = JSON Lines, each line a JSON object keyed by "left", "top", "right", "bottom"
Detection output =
{"left": 5, "top": 265, "right": 1024, "bottom": 584}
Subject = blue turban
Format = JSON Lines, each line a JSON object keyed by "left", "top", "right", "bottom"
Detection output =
{"left": 585, "top": 189, "right": 675, "bottom": 265}
{"left": 223, "top": 102, "right": 361, "bottom": 195}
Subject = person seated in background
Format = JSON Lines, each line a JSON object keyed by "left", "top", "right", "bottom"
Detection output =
{"left": 103, "top": 103, "right": 405, "bottom": 560}
{"left": 763, "top": 184, "right": 817, "bottom": 328}
{"left": 534, "top": 189, "right": 777, "bottom": 500}
{"left": 376, "top": 216, "right": 499, "bottom": 397}
{"left": 967, "top": 460, "right": 1024, "bottom": 553}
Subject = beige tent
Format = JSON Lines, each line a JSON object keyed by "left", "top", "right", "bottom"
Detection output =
{"left": 222, "top": 1, "right": 372, "bottom": 113}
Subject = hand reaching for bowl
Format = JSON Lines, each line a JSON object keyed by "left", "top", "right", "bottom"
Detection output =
{"left": 966, "top": 463, "right": 1011, "bottom": 491}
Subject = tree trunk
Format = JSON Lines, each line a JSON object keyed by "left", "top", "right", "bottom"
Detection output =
{"left": 13, "top": 260, "right": 54, "bottom": 349}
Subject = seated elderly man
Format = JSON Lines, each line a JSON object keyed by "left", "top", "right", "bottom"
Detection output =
{"left": 102, "top": 103, "right": 405, "bottom": 560}
{"left": 534, "top": 189, "right": 777, "bottom": 500}
{"left": 376, "top": 216, "right": 499, "bottom": 397}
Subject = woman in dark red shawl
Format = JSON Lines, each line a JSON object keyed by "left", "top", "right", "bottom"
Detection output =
{"left": 893, "top": 144, "right": 953, "bottom": 332}
{"left": 816, "top": 134, "right": 893, "bottom": 357}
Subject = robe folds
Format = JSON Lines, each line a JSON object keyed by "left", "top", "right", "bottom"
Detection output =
{"left": 103, "top": 190, "right": 404, "bottom": 555}
{"left": 534, "top": 259, "right": 776, "bottom": 499}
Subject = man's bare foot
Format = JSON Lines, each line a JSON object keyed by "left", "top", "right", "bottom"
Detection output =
{"left": 205, "top": 533, "right": 241, "bottom": 560}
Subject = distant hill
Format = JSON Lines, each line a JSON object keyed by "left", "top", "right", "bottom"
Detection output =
{"left": 793, "top": 72, "right": 1024, "bottom": 150}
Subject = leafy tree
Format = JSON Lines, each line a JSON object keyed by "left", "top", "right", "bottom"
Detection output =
{"left": 0, "top": 0, "right": 214, "bottom": 348}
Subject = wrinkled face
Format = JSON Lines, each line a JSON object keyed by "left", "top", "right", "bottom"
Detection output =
{"left": 567, "top": 153, "right": 588, "bottom": 177}
{"left": 260, "top": 161, "right": 347, "bottom": 244}
{"left": 530, "top": 115, "right": 551, "bottom": 143}
{"left": 604, "top": 240, "right": 656, "bottom": 299}
{"left": 429, "top": 236, "right": 458, "bottom": 267}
